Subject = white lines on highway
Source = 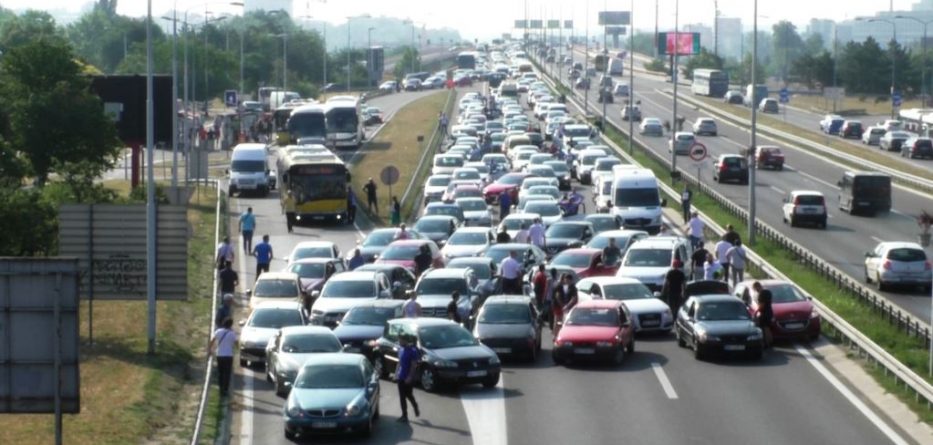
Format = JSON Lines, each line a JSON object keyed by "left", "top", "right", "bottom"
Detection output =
{"left": 352, "top": 222, "right": 368, "bottom": 240}
{"left": 795, "top": 345, "right": 908, "bottom": 445}
{"left": 459, "top": 375, "right": 508, "bottom": 445}
{"left": 769, "top": 185, "right": 786, "bottom": 195}
{"left": 650, "top": 362, "right": 679, "bottom": 399}
{"left": 871, "top": 236, "right": 885, "bottom": 244}
{"left": 792, "top": 167, "right": 838, "bottom": 190}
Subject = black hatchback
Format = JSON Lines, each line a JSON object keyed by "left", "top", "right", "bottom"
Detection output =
{"left": 713, "top": 154, "right": 749, "bottom": 184}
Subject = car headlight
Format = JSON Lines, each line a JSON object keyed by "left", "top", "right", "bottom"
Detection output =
{"left": 747, "top": 332, "right": 763, "bottom": 341}
{"left": 345, "top": 400, "right": 364, "bottom": 417}
{"left": 696, "top": 330, "right": 707, "bottom": 342}
{"left": 434, "top": 359, "right": 457, "bottom": 368}
{"left": 663, "top": 309, "right": 673, "bottom": 320}
{"left": 489, "top": 356, "right": 500, "bottom": 365}
{"left": 809, "top": 310, "right": 820, "bottom": 319}
{"left": 652, "top": 215, "right": 662, "bottom": 224}
{"left": 286, "top": 403, "right": 303, "bottom": 418}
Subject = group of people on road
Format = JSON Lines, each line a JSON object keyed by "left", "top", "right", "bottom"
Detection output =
{"left": 683, "top": 213, "right": 748, "bottom": 286}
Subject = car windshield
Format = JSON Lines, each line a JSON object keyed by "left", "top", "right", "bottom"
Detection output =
{"left": 697, "top": 301, "right": 751, "bottom": 321}
{"left": 615, "top": 188, "right": 660, "bottom": 207}
{"left": 596, "top": 160, "right": 620, "bottom": 170}
{"left": 517, "top": 152, "right": 534, "bottom": 160}
{"left": 287, "top": 263, "right": 327, "bottom": 279}
{"left": 455, "top": 171, "right": 480, "bottom": 180}
{"left": 566, "top": 307, "right": 619, "bottom": 327}
{"left": 426, "top": 206, "right": 461, "bottom": 218}
{"left": 547, "top": 224, "right": 585, "bottom": 238}
{"left": 322, "top": 280, "right": 375, "bottom": 298}
{"left": 293, "top": 247, "right": 332, "bottom": 260}
{"left": 602, "top": 283, "right": 654, "bottom": 300}
{"left": 249, "top": 309, "right": 303, "bottom": 329}
{"left": 479, "top": 304, "right": 531, "bottom": 324}
{"left": 525, "top": 202, "right": 560, "bottom": 216}
{"left": 565, "top": 127, "right": 590, "bottom": 137}
{"left": 282, "top": 333, "right": 342, "bottom": 353}
{"left": 588, "top": 216, "right": 618, "bottom": 232}
{"left": 887, "top": 248, "right": 926, "bottom": 262}
{"left": 342, "top": 306, "right": 398, "bottom": 326}
{"left": 362, "top": 231, "right": 395, "bottom": 247}
{"left": 294, "top": 364, "right": 364, "bottom": 389}
{"left": 589, "top": 234, "right": 631, "bottom": 249}
{"left": 418, "top": 325, "right": 478, "bottom": 349}
{"left": 428, "top": 176, "right": 451, "bottom": 187}
{"left": 436, "top": 157, "right": 464, "bottom": 167}
{"left": 485, "top": 247, "right": 518, "bottom": 264}
{"left": 448, "top": 232, "right": 487, "bottom": 245}
{"left": 546, "top": 162, "right": 569, "bottom": 174}
{"left": 551, "top": 252, "right": 593, "bottom": 268}
{"left": 254, "top": 279, "right": 299, "bottom": 298}
{"left": 417, "top": 277, "right": 469, "bottom": 295}
{"left": 458, "top": 200, "right": 487, "bottom": 211}
{"left": 765, "top": 284, "right": 808, "bottom": 304}
{"left": 502, "top": 218, "right": 534, "bottom": 230}
{"left": 582, "top": 155, "right": 602, "bottom": 165}
{"left": 498, "top": 174, "right": 525, "bottom": 185}
{"left": 450, "top": 262, "right": 492, "bottom": 279}
{"left": 380, "top": 244, "right": 422, "bottom": 260}
{"left": 415, "top": 219, "right": 453, "bottom": 233}
{"left": 623, "top": 249, "right": 672, "bottom": 267}
{"left": 796, "top": 195, "right": 824, "bottom": 205}
{"left": 231, "top": 159, "right": 266, "bottom": 173}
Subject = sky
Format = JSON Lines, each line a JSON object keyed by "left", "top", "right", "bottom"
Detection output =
{"left": 0, "top": 0, "right": 920, "bottom": 40}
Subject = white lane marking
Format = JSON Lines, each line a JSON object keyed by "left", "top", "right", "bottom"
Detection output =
{"left": 795, "top": 345, "right": 908, "bottom": 445}
{"left": 791, "top": 167, "right": 839, "bottom": 190}
{"left": 769, "top": 185, "right": 786, "bottom": 195}
{"left": 650, "top": 362, "right": 679, "bottom": 399}
{"left": 871, "top": 236, "right": 885, "bottom": 244}
{"left": 459, "top": 374, "right": 507, "bottom": 445}
{"left": 353, "top": 222, "right": 368, "bottom": 240}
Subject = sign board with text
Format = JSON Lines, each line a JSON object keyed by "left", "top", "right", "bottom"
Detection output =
{"left": 606, "top": 26, "right": 627, "bottom": 35}
{"left": 514, "top": 19, "right": 527, "bottom": 29}
{"left": 598, "top": 11, "right": 631, "bottom": 26}
{"left": 58, "top": 204, "right": 188, "bottom": 300}
{"left": 529, "top": 20, "right": 543, "bottom": 29}
{"left": 564, "top": 20, "right": 573, "bottom": 29}
{"left": 656, "top": 32, "right": 701, "bottom": 56}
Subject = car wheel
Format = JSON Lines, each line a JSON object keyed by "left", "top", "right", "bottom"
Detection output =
{"left": 373, "top": 356, "right": 388, "bottom": 380}
{"left": 776, "top": 164, "right": 783, "bottom": 171}
{"left": 239, "top": 358, "right": 248, "bottom": 367}
{"left": 373, "top": 400, "right": 380, "bottom": 420}
{"left": 482, "top": 372, "right": 500, "bottom": 388}
{"left": 285, "top": 429, "right": 297, "bottom": 441}
{"left": 420, "top": 367, "right": 439, "bottom": 392}
{"left": 693, "top": 343, "right": 705, "bottom": 360}
{"left": 626, "top": 339, "right": 635, "bottom": 354}
{"left": 864, "top": 267, "right": 872, "bottom": 283}
{"left": 750, "top": 349, "right": 763, "bottom": 361}
{"left": 877, "top": 278, "right": 887, "bottom": 292}
{"left": 676, "top": 328, "right": 687, "bottom": 347}
{"left": 265, "top": 363, "right": 273, "bottom": 383}
{"left": 612, "top": 347, "right": 625, "bottom": 365}
{"left": 360, "top": 413, "right": 374, "bottom": 437}
{"left": 789, "top": 216, "right": 796, "bottom": 227}
{"left": 552, "top": 353, "right": 565, "bottom": 366}
{"left": 274, "top": 378, "right": 287, "bottom": 398}
{"left": 527, "top": 344, "right": 538, "bottom": 363}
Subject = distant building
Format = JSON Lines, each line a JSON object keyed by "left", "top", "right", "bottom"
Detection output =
{"left": 805, "top": 19, "right": 835, "bottom": 51}
{"left": 840, "top": 1, "right": 933, "bottom": 46}
{"left": 683, "top": 23, "right": 712, "bottom": 54}
{"left": 245, "top": 0, "right": 293, "bottom": 17}
{"left": 716, "top": 17, "right": 742, "bottom": 60}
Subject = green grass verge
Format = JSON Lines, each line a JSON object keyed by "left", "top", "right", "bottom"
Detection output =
{"left": 599, "top": 123, "right": 933, "bottom": 404}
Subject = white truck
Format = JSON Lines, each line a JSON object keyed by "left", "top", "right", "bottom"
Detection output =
{"left": 228, "top": 143, "right": 275, "bottom": 197}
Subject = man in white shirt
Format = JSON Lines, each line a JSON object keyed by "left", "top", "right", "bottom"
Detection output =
{"left": 726, "top": 240, "right": 747, "bottom": 286}
{"left": 215, "top": 236, "right": 235, "bottom": 270}
{"left": 704, "top": 253, "right": 724, "bottom": 281}
{"left": 208, "top": 318, "right": 239, "bottom": 397}
{"left": 514, "top": 223, "right": 531, "bottom": 244}
{"left": 528, "top": 218, "right": 546, "bottom": 249}
{"left": 684, "top": 212, "right": 704, "bottom": 250}
{"left": 402, "top": 290, "right": 422, "bottom": 318}
{"left": 714, "top": 237, "right": 733, "bottom": 280}
{"left": 499, "top": 250, "right": 524, "bottom": 294}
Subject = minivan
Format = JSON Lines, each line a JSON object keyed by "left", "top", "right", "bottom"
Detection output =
{"left": 609, "top": 168, "right": 666, "bottom": 234}
{"left": 228, "top": 143, "right": 274, "bottom": 196}
{"left": 837, "top": 171, "right": 891, "bottom": 216}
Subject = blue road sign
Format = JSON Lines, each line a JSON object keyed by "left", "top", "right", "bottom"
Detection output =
{"left": 892, "top": 92, "right": 902, "bottom": 107}
{"left": 779, "top": 87, "right": 789, "bottom": 104}
{"left": 224, "top": 90, "right": 238, "bottom": 107}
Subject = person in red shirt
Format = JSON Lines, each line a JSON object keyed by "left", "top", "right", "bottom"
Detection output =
{"left": 532, "top": 264, "right": 548, "bottom": 311}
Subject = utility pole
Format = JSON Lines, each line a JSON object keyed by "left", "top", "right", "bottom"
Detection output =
{"left": 748, "top": 0, "right": 759, "bottom": 245}
{"left": 584, "top": 0, "right": 589, "bottom": 115}
{"left": 713, "top": 0, "right": 719, "bottom": 58}
{"left": 629, "top": 0, "right": 635, "bottom": 154}
{"left": 671, "top": 0, "right": 680, "bottom": 174}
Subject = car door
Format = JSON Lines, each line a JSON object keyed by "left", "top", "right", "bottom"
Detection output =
{"left": 677, "top": 299, "right": 697, "bottom": 342}
{"left": 377, "top": 323, "right": 403, "bottom": 374}
{"left": 866, "top": 245, "right": 883, "bottom": 279}
{"left": 528, "top": 302, "right": 542, "bottom": 342}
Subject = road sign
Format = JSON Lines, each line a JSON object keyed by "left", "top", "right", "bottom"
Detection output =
{"left": 380, "top": 165, "right": 400, "bottom": 186}
{"left": 893, "top": 92, "right": 902, "bottom": 107}
{"left": 224, "top": 90, "right": 237, "bottom": 107}
{"left": 688, "top": 143, "right": 708, "bottom": 161}
{"left": 779, "top": 88, "right": 789, "bottom": 104}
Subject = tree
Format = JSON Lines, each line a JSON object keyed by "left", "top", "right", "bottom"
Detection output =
{"left": 804, "top": 33, "right": 825, "bottom": 56}
{"left": 0, "top": 10, "right": 64, "bottom": 50}
{"left": 727, "top": 52, "right": 769, "bottom": 86}
{"left": 838, "top": 37, "right": 889, "bottom": 94}
{"left": 683, "top": 48, "right": 724, "bottom": 80}
{"left": 771, "top": 21, "right": 805, "bottom": 82}
{"left": 394, "top": 46, "right": 421, "bottom": 80}
{"left": 0, "top": 38, "right": 121, "bottom": 186}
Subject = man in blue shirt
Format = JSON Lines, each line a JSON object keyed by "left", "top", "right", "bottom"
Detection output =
{"left": 395, "top": 334, "right": 421, "bottom": 422}
{"left": 239, "top": 207, "right": 256, "bottom": 252}
{"left": 252, "top": 235, "right": 274, "bottom": 279}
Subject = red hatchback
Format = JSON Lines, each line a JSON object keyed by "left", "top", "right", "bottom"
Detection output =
{"left": 548, "top": 248, "right": 619, "bottom": 279}
{"left": 734, "top": 280, "right": 821, "bottom": 341}
{"left": 374, "top": 239, "right": 445, "bottom": 274}
{"left": 483, "top": 172, "right": 530, "bottom": 203}
{"left": 756, "top": 146, "right": 785, "bottom": 170}
{"left": 552, "top": 300, "right": 635, "bottom": 365}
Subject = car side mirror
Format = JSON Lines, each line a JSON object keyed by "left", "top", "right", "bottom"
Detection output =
{"left": 653, "top": 291, "right": 662, "bottom": 298}
{"left": 245, "top": 288, "right": 252, "bottom": 297}
{"left": 238, "top": 319, "right": 246, "bottom": 327}
{"left": 311, "top": 290, "right": 321, "bottom": 298}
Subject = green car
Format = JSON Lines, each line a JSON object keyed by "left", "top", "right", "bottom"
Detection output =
{"left": 283, "top": 353, "right": 380, "bottom": 440}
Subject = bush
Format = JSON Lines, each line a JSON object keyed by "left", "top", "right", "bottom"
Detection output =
{"left": 0, "top": 186, "right": 58, "bottom": 256}
{"left": 128, "top": 183, "right": 170, "bottom": 204}
{"left": 644, "top": 58, "right": 667, "bottom": 73}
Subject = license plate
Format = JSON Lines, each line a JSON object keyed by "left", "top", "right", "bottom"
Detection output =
{"left": 723, "top": 345, "right": 746, "bottom": 351}
{"left": 467, "top": 370, "right": 487, "bottom": 377}
{"left": 493, "top": 347, "right": 511, "bottom": 354}
{"left": 784, "top": 322, "right": 805, "bottom": 330}
{"left": 574, "top": 348, "right": 596, "bottom": 355}
{"left": 311, "top": 422, "right": 337, "bottom": 429}
{"left": 800, "top": 208, "right": 816, "bottom": 213}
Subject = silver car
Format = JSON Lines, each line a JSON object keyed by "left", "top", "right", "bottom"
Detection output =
{"left": 621, "top": 105, "right": 642, "bottom": 121}
{"left": 265, "top": 326, "right": 343, "bottom": 396}
{"left": 692, "top": 118, "right": 717, "bottom": 136}
{"left": 864, "top": 242, "right": 932, "bottom": 292}
{"left": 639, "top": 118, "right": 663, "bottom": 136}
{"left": 668, "top": 132, "right": 696, "bottom": 155}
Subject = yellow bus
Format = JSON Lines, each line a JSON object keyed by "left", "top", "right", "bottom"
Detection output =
{"left": 278, "top": 151, "right": 349, "bottom": 230}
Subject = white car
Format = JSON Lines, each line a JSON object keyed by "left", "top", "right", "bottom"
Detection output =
{"left": 574, "top": 147, "right": 610, "bottom": 183}
{"left": 692, "top": 117, "right": 717, "bottom": 136}
{"left": 616, "top": 237, "right": 692, "bottom": 292}
{"left": 455, "top": 197, "right": 494, "bottom": 226}
{"left": 576, "top": 276, "right": 674, "bottom": 332}
{"left": 498, "top": 213, "right": 540, "bottom": 238}
{"left": 423, "top": 174, "right": 452, "bottom": 203}
{"left": 520, "top": 185, "right": 561, "bottom": 202}
{"left": 286, "top": 241, "right": 340, "bottom": 263}
{"left": 639, "top": 118, "right": 664, "bottom": 136}
{"left": 441, "top": 227, "right": 496, "bottom": 259}
{"left": 590, "top": 157, "right": 623, "bottom": 187}
{"left": 511, "top": 149, "right": 539, "bottom": 171}
{"left": 451, "top": 167, "right": 485, "bottom": 186}
{"left": 864, "top": 241, "right": 931, "bottom": 292}
{"left": 310, "top": 271, "right": 393, "bottom": 326}
{"left": 432, "top": 153, "right": 466, "bottom": 175}
{"left": 781, "top": 190, "right": 827, "bottom": 229}
{"left": 861, "top": 126, "right": 886, "bottom": 145}
{"left": 521, "top": 200, "right": 563, "bottom": 226}
{"left": 668, "top": 132, "right": 695, "bottom": 155}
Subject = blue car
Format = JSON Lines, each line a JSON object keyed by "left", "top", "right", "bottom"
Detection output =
{"left": 284, "top": 353, "right": 380, "bottom": 440}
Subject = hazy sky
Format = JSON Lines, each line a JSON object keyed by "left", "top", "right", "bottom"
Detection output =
{"left": 0, "top": 0, "right": 919, "bottom": 39}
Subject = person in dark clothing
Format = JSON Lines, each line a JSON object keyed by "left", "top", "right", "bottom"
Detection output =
{"left": 414, "top": 245, "right": 433, "bottom": 276}
{"left": 395, "top": 334, "right": 421, "bottom": 422}
{"left": 215, "top": 293, "right": 235, "bottom": 328}
{"left": 551, "top": 274, "right": 578, "bottom": 334}
{"left": 681, "top": 186, "right": 692, "bottom": 221}
{"left": 499, "top": 190, "right": 512, "bottom": 218}
{"left": 209, "top": 318, "right": 238, "bottom": 397}
{"left": 723, "top": 224, "right": 741, "bottom": 246}
{"left": 496, "top": 225, "right": 511, "bottom": 243}
{"left": 347, "top": 186, "right": 358, "bottom": 223}
{"left": 601, "top": 238, "right": 622, "bottom": 267}
{"left": 690, "top": 242, "right": 710, "bottom": 281}
{"left": 363, "top": 178, "right": 378, "bottom": 214}
{"left": 753, "top": 281, "right": 774, "bottom": 348}
{"left": 447, "top": 291, "right": 462, "bottom": 324}
{"left": 661, "top": 260, "right": 687, "bottom": 316}
{"left": 219, "top": 261, "right": 238, "bottom": 295}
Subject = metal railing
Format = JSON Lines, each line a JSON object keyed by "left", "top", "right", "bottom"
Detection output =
{"left": 399, "top": 89, "right": 456, "bottom": 221}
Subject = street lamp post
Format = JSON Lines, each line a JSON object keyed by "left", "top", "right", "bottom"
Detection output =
{"left": 748, "top": 0, "right": 759, "bottom": 245}
{"left": 629, "top": 0, "right": 635, "bottom": 154}
{"left": 895, "top": 16, "right": 932, "bottom": 106}
{"left": 858, "top": 17, "right": 897, "bottom": 119}
{"left": 276, "top": 33, "right": 288, "bottom": 92}
{"left": 671, "top": 0, "right": 680, "bottom": 174}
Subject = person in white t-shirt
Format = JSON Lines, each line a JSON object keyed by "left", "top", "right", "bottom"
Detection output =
{"left": 726, "top": 240, "right": 747, "bottom": 286}
{"left": 209, "top": 318, "right": 239, "bottom": 397}
{"left": 714, "top": 238, "right": 733, "bottom": 280}
{"left": 704, "top": 253, "right": 724, "bottom": 281}
{"left": 403, "top": 290, "right": 422, "bottom": 318}
{"left": 684, "top": 212, "right": 704, "bottom": 250}
{"left": 528, "top": 218, "right": 546, "bottom": 249}
{"left": 514, "top": 223, "right": 531, "bottom": 244}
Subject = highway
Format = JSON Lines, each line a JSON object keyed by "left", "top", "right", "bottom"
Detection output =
{"left": 546, "top": 47, "right": 933, "bottom": 321}
{"left": 225, "top": 73, "right": 914, "bottom": 445}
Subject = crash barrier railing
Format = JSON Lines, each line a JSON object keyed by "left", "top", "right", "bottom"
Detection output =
{"left": 669, "top": 91, "right": 933, "bottom": 196}
{"left": 399, "top": 89, "right": 457, "bottom": 221}
{"left": 531, "top": 54, "right": 933, "bottom": 407}
{"left": 190, "top": 182, "right": 225, "bottom": 445}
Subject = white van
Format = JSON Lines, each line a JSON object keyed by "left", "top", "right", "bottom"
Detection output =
{"left": 228, "top": 143, "right": 274, "bottom": 197}
{"left": 610, "top": 168, "right": 665, "bottom": 234}
{"left": 607, "top": 58, "right": 624, "bottom": 76}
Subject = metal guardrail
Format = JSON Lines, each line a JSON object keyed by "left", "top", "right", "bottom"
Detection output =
{"left": 190, "top": 182, "right": 224, "bottom": 445}
{"left": 670, "top": 91, "right": 933, "bottom": 195}
{"left": 533, "top": 55, "right": 933, "bottom": 407}
{"left": 399, "top": 89, "right": 456, "bottom": 220}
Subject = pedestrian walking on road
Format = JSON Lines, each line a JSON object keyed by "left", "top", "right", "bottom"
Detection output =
{"left": 363, "top": 178, "right": 378, "bottom": 215}
{"left": 714, "top": 237, "right": 733, "bottom": 281}
{"left": 722, "top": 224, "right": 741, "bottom": 246}
{"left": 414, "top": 244, "right": 433, "bottom": 277}
{"left": 704, "top": 253, "right": 724, "bottom": 281}
{"left": 348, "top": 248, "right": 365, "bottom": 270}
{"left": 681, "top": 186, "right": 692, "bottom": 221}
{"left": 215, "top": 293, "right": 236, "bottom": 328}
{"left": 439, "top": 112, "right": 449, "bottom": 136}
{"left": 447, "top": 290, "right": 462, "bottom": 324}
{"left": 752, "top": 281, "right": 774, "bottom": 348}
{"left": 208, "top": 318, "right": 238, "bottom": 398}
{"left": 395, "top": 334, "right": 421, "bottom": 422}
{"left": 602, "top": 238, "right": 622, "bottom": 267}
{"left": 514, "top": 223, "right": 530, "bottom": 244}
{"left": 691, "top": 242, "right": 710, "bottom": 281}
{"left": 726, "top": 240, "right": 747, "bottom": 286}
{"left": 498, "top": 190, "right": 512, "bottom": 219}
{"left": 499, "top": 250, "right": 524, "bottom": 294}
{"left": 391, "top": 196, "right": 401, "bottom": 226}
{"left": 216, "top": 236, "right": 235, "bottom": 270}
{"left": 219, "top": 261, "right": 239, "bottom": 296}
{"left": 347, "top": 186, "right": 358, "bottom": 224}
{"left": 395, "top": 223, "right": 411, "bottom": 240}
{"left": 684, "top": 212, "right": 704, "bottom": 250}
{"left": 496, "top": 225, "right": 511, "bottom": 243}
{"left": 402, "top": 290, "right": 422, "bottom": 318}
{"left": 661, "top": 260, "right": 687, "bottom": 316}
{"left": 239, "top": 207, "right": 256, "bottom": 253}
{"left": 529, "top": 218, "right": 546, "bottom": 249}
{"left": 552, "top": 274, "right": 578, "bottom": 334}
{"left": 252, "top": 235, "right": 274, "bottom": 279}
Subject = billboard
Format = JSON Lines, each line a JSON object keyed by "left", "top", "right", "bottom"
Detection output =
{"left": 547, "top": 20, "right": 560, "bottom": 29}
{"left": 514, "top": 19, "right": 527, "bottom": 29}
{"left": 0, "top": 258, "right": 80, "bottom": 413}
{"left": 367, "top": 46, "right": 384, "bottom": 86}
{"left": 58, "top": 204, "right": 188, "bottom": 300}
{"left": 598, "top": 11, "right": 631, "bottom": 26}
{"left": 564, "top": 20, "right": 573, "bottom": 29}
{"left": 606, "top": 26, "right": 627, "bottom": 35}
{"left": 529, "top": 20, "right": 543, "bottom": 29}
{"left": 89, "top": 75, "right": 173, "bottom": 148}
{"left": 657, "top": 32, "right": 701, "bottom": 55}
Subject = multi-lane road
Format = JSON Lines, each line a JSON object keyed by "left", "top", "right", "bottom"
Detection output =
{"left": 224, "top": 73, "right": 918, "bottom": 445}
{"left": 545, "top": 46, "right": 933, "bottom": 322}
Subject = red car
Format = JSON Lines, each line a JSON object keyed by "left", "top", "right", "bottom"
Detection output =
{"left": 756, "top": 146, "right": 784, "bottom": 170}
{"left": 734, "top": 280, "right": 821, "bottom": 341}
{"left": 482, "top": 172, "right": 530, "bottom": 204}
{"left": 552, "top": 299, "right": 635, "bottom": 365}
{"left": 374, "top": 239, "right": 445, "bottom": 273}
{"left": 454, "top": 75, "right": 473, "bottom": 87}
{"left": 548, "top": 248, "right": 619, "bottom": 279}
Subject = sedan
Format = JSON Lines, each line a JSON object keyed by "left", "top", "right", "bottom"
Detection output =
{"left": 239, "top": 301, "right": 308, "bottom": 367}
{"left": 286, "top": 241, "right": 340, "bottom": 263}
{"left": 332, "top": 300, "right": 405, "bottom": 359}
{"left": 552, "top": 299, "right": 635, "bottom": 365}
{"left": 584, "top": 229, "right": 650, "bottom": 260}
{"left": 639, "top": 118, "right": 663, "bottom": 136}
{"left": 692, "top": 117, "right": 717, "bottom": 136}
{"left": 864, "top": 241, "right": 932, "bottom": 292}
{"left": 734, "top": 280, "right": 821, "bottom": 341}
{"left": 483, "top": 172, "right": 530, "bottom": 204}
{"left": 423, "top": 174, "right": 453, "bottom": 204}
{"left": 456, "top": 197, "right": 494, "bottom": 227}
{"left": 484, "top": 243, "right": 548, "bottom": 272}
{"left": 880, "top": 130, "right": 913, "bottom": 152}
{"left": 522, "top": 200, "right": 564, "bottom": 227}
{"left": 548, "top": 248, "right": 619, "bottom": 279}
{"left": 266, "top": 326, "right": 343, "bottom": 396}
{"left": 755, "top": 146, "right": 784, "bottom": 170}
{"left": 376, "top": 239, "right": 445, "bottom": 272}
{"left": 442, "top": 227, "right": 495, "bottom": 259}
{"left": 283, "top": 353, "right": 380, "bottom": 440}
{"left": 543, "top": 221, "right": 595, "bottom": 256}
{"left": 412, "top": 215, "right": 460, "bottom": 248}
{"left": 576, "top": 276, "right": 674, "bottom": 332}
{"left": 583, "top": 214, "right": 622, "bottom": 234}
{"left": 285, "top": 258, "right": 347, "bottom": 295}
{"left": 356, "top": 228, "right": 422, "bottom": 263}
{"left": 713, "top": 154, "right": 749, "bottom": 184}
{"left": 473, "top": 295, "right": 542, "bottom": 362}
{"left": 675, "top": 294, "right": 763, "bottom": 360}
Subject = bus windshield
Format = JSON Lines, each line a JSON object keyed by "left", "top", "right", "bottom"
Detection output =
{"left": 327, "top": 107, "right": 359, "bottom": 133}
{"left": 288, "top": 112, "right": 326, "bottom": 139}
{"left": 288, "top": 168, "right": 347, "bottom": 202}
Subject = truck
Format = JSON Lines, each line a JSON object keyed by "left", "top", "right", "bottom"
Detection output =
{"left": 744, "top": 84, "right": 769, "bottom": 108}
{"left": 607, "top": 58, "right": 624, "bottom": 76}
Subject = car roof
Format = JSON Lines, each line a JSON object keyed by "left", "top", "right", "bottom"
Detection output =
{"left": 294, "top": 240, "right": 337, "bottom": 248}
{"left": 502, "top": 212, "right": 540, "bottom": 220}
{"left": 876, "top": 241, "right": 925, "bottom": 250}
{"left": 483, "top": 295, "right": 533, "bottom": 304}
{"left": 280, "top": 325, "right": 335, "bottom": 336}
{"left": 256, "top": 271, "right": 298, "bottom": 281}
{"left": 629, "top": 237, "right": 684, "bottom": 249}
{"left": 692, "top": 294, "right": 743, "bottom": 303}
{"left": 290, "top": 257, "right": 342, "bottom": 265}
{"left": 488, "top": 242, "right": 535, "bottom": 250}
{"left": 252, "top": 300, "right": 304, "bottom": 310}
{"left": 425, "top": 202, "right": 460, "bottom": 208}
{"left": 575, "top": 299, "right": 624, "bottom": 309}
{"left": 388, "top": 239, "right": 434, "bottom": 247}
{"left": 448, "top": 257, "right": 494, "bottom": 265}
{"left": 389, "top": 317, "right": 457, "bottom": 328}
{"left": 577, "top": 276, "right": 645, "bottom": 286}
{"left": 300, "top": 352, "right": 366, "bottom": 367}
{"left": 422, "top": 268, "right": 471, "bottom": 279}
{"left": 549, "top": 221, "right": 592, "bottom": 228}
{"left": 352, "top": 299, "right": 406, "bottom": 309}
{"left": 789, "top": 190, "right": 823, "bottom": 196}
{"left": 453, "top": 226, "right": 493, "bottom": 233}
{"left": 328, "top": 271, "right": 380, "bottom": 281}
{"left": 418, "top": 215, "right": 459, "bottom": 222}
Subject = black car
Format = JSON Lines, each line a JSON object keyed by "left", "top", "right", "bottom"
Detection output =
{"left": 332, "top": 300, "right": 405, "bottom": 360}
{"left": 525, "top": 132, "right": 545, "bottom": 148}
{"left": 473, "top": 295, "right": 542, "bottom": 362}
{"left": 354, "top": 263, "right": 417, "bottom": 299}
{"left": 544, "top": 221, "right": 595, "bottom": 256}
{"left": 713, "top": 154, "right": 749, "bottom": 184}
{"left": 675, "top": 294, "right": 763, "bottom": 360}
{"left": 373, "top": 318, "right": 501, "bottom": 392}
{"left": 356, "top": 228, "right": 423, "bottom": 263}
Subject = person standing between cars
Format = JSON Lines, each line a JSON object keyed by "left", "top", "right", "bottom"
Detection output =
{"left": 394, "top": 223, "right": 411, "bottom": 240}
{"left": 216, "top": 236, "right": 235, "bottom": 270}
{"left": 681, "top": 186, "right": 692, "bottom": 221}
{"left": 704, "top": 253, "right": 724, "bottom": 281}
{"left": 215, "top": 293, "right": 235, "bottom": 329}
{"left": 414, "top": 244, "right": 433, "bottom": 277}
{"left": 726, "top": 240, "right": 747, "bottom": 286}
{"left": 347, "top": 186, "right": 358, "bottom": 224}
{"left": 208, "top": 318, "right": 238, "bottom": 398}
{"left": 499, "top": 250, "right": 524, "bottom": 294}
{"left": 219, "top": 261, "right": 239, "bottom": 297}
{"left": 514, "top": 223, "right": 530, "bottom": 244}
{"left": 602, "top": 237, "right": 622, "bottom": 267}
{"left": 402, "top": 290, "right": 422, "bottom": 318}
{"left": 439, "top": 112, "right": 449, "bottom": 136}
{"left": 691, "top": 242, "right": 710, "bottom": 281}
{"left": 714, "top": 236, "right": 733, "bottom": 281}
{"left": 723, "top": 224, "right": 741, "bottom": 246}
{"left": 529, "top": 217, "right": 546, "bottom": 250}
{"left": 363, "top": 178, "right": 378, "bottom": 215}
{"left": 391, "top": 196, "right": 402, "bottom": 226}
{"left": 499, "top": 190, "right": 512, "bottom": 219}
{"left": 532, "top": 264, "right": 548, "bottom": 310}
{"left": 661, "top": 259, "right": 687, "bottom": 316}
{"left": 752, "top": 281, "right": 774, "bottom": 348}
{"left": 446, "top": 290, "right": 462, "bottom": 324}
{"left": 348, "top": 248, "right": 365, "bottom": 270}
{"left": 252, "top": 235, "right": 274, "bottom": 279}
{"left": 239, "top": 207, "right": 256, "bottom": 253}
{"left": 544, "top": 267, "right": 559, "bottom": 328}
{"left": 552, "top": 273, "right": 578, "bottom": 334}
{"left": 496, "top": 225, "right": 511, "bottom": 243}
{"left": 395, "top": 334, "right": 421, "bottom": 422}
{"left": 684, "top": 211, "right": 704, "bottom": 250}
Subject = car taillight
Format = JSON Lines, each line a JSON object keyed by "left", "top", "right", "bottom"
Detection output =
{"left": 793, "top": 196, "right": 800, "bottom": 205}
{"left": 719, "top": 163, "right": 728, "bottom": 172}
{"left": 925, "top": 261, "right": 931, "bottom": 271}
{"left": 882, "top": 260, "right": 892, "bottom": 270}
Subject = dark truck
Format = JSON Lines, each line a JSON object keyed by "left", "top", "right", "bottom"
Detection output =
{"left": 837, "top": 171, "right": 891, "bottom": 216}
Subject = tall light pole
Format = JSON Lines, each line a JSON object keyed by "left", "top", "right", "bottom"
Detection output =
{"left": 858, "top": 17, "right": 897, "bottom": 119}
{"left": 895, "top": 15, "right": 932, "bottom": 106}
{"left": 300, "top": 0, "right": 328, "bottom": 86}
{"left": 713, "top": 0, "right": 719, "bottom": 58}
{"left": 584, "top": 0, "right": 589, "bottom": 115}
{"left": 160, "top": 11, "right": 180, "bottom": 189}
{"left": 748, "top": 0, "right": 759, "bottom": 245}
{"left": 629, "top": 0, "right": 635, "bottom": 154}
{"left": 367, "top": 26, "right": 375, "bottom": 87}
{"left": 203, "top": 13, "right": 228, "bottom": 113}
{"left": 601, "top": 0, "right": 608, "bottom": 121}
{"left": 671, "top": 0, "right": 680, "bottom": 174}
{"left": 276, "top": 33, "right": 288, "bottom": 91}
{"left": 145, "top": 0, "right": 156, "bottom": 356}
